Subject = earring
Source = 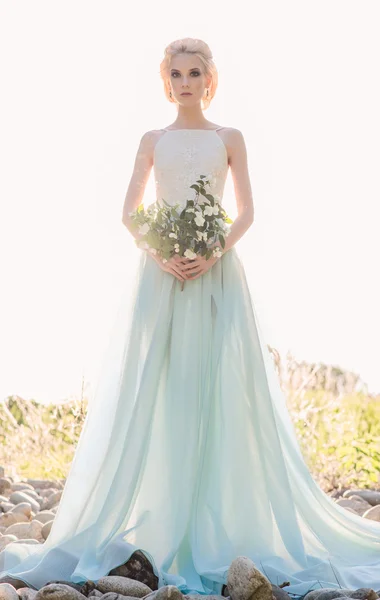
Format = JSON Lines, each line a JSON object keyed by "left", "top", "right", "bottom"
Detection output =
{"left": 169, "top": 91, "right": 172, "bottom": 98}
{"left": 206, "top": 88, "right": 209, "bottom": 97}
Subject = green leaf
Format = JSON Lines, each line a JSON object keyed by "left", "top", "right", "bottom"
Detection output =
{"left": 205, "top": 249, "right": 213, "bottom": 260}
{"left": 219, "top": 234, "right": 226, "bottom": 249}
{"left": 145, "top": 230, "right": 160, "bottom": 246}
{"left": 190, "top": 184, "right": 200, "bottom": 193}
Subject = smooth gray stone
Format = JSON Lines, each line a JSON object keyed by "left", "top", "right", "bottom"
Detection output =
{"left": 35, "top": 584, "right": 87, "bottom": 600}
{"left": 153, "top": 587, "right": 184, "bottom": 600}
{"left": 16, "top": 588, "right": 38, "bottom": 600}
{"left": 0, "top": 583, "right": 20, "bottom": 600}
{"left": 227, "top": 556, "right": 273, "bottom": 600}
{"left": 101, "top": 594, "right": 153, "bottom": 600}
{"left": 343, "top": 490, "right": 380, "bottom": 506}
{"left": 95, "top": 577, "right": 152, "bottom": 598}
{"left": 304, "top": 590, "right": 358, "bottom": 600}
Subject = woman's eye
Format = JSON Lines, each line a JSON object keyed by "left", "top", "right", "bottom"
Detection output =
{"left": 171, "top": 71, "right": 200, "bottom": 77}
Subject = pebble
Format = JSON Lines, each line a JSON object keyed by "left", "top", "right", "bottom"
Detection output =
{"left": 227, "top": 556, "right": 273, "bottom": 600}
{"left": 0, "top": 466, "right": 380, "bottom": 600}
{"left": 35, "top": 584, "right": 87, "bottom": 600}
{"left": 95, "top": 576, "right": 152, "bottom": 597}
{"left": 17, "top": 588, "right": 38, "bottom": 600}
{"left": 8, "top": 493, "right": 40, "bottom": 514}
{"left": 0, "top": 583, "right": 19, "bottom": 600}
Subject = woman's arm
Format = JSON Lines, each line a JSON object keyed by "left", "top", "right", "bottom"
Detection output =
{"left": 220, "top": 128, "right": 254, "bottom": 253}
{"left": 121, "top": 130, "right": 156, "bottom": 242}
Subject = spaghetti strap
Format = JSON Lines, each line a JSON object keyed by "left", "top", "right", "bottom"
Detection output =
{"left": 160, "top": 126, "right": 225, "bottom": 132}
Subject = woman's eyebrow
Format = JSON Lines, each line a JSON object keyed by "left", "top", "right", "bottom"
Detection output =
{"left": 170, "top": 67, "right": 200, "bottom": 72}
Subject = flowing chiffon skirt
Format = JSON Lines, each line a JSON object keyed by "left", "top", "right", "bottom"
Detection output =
{"left": 1, "top": 247, "right": 380, "bottom": 597}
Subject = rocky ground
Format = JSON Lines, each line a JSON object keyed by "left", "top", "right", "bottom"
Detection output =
{"left": 1, "top": 466, "right": 380, "bottom": 600}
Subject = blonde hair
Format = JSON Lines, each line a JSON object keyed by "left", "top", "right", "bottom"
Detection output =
{"left": 159, "top": 38, "right": 218, "bottom": 111}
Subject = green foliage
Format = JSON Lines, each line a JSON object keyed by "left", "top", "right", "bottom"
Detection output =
{"left": 1, "top": 359, "right": 379, "bottom": 493}
{"left": 288, "top": 389, "right": 380, "bottom": 491}
{"left": 129, "top": 175, "right": 232, "bottom": 261}
{"left": 0, "top": 395, "right": 88, "bottom": 480}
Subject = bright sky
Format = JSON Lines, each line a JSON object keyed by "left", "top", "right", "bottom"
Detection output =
{"left": 0, "top": 0, "right": 379, "bottom": 404}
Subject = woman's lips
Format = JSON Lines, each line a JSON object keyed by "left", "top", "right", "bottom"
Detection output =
{"left": 181, "top": 93, "right": 192, "bottom": 95}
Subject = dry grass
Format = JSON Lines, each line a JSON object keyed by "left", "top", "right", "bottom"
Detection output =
{"left": 1, "top": 349, "right": 379, "bottom": 493}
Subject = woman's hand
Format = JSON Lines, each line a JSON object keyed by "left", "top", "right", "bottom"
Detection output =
{"left": 179, "top": 241, "right": 224, "bottom": 281}
{"left": 180, "top": 253, "right": 221, "bottom": 281}
{"left": 147, "top": 252, "right": 188, "bottom": 284}
{"left": 145, "top": 244, "right": 223, "bottom": 284}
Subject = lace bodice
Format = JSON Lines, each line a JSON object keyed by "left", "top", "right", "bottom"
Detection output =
{"left": 153, "top": 128, "right": 229, "bottom": 209}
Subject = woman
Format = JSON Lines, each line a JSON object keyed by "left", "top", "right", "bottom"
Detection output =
{"left": 1, "top": 37, "right": 380, "bottom": 599}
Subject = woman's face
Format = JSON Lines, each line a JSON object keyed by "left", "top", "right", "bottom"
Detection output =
{"left": 168, "top": 53, "right": 210, "bottom": 105}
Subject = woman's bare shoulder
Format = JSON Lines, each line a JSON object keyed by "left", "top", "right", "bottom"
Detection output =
{"left": 218, "top": 126, "right": 244, "bottom": 135}
{"left": 135, "top": 130, "right": 165, "bottom": 163}
{"left": 138, "top": 129, "right": 164, "bottom": 143}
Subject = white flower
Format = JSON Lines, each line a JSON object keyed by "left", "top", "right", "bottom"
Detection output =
{"left": 196, "top": 230, "right": 204, "bottom": 241}
{"left": 174, "top": 243, "right": 180, "bottom": 248}
{"left": 186, "top": 207, "right": 195, "bottom": 213}
{"left": 175, "top": 247, "right": 180, "bottom": 253}
{"left": 184, "top": 248, "right": 197, "bottom": 260}
{"left": 194, "top": 213, "right": 205, "bottom": 227}
{"left": 169, "top": 232, "right": 178, "bottom": 238}
{"left": 204, "top": 204, "right": 219, "bottom": 216}
{"left": 162, "top": 258, "right": 168, "bottom": 263}
{"left": 203, "top": 232, "right": 208, "bottom": 241}
{"left": 138, "top": 222, "right": 150, "bottom": 235}
{"left": 213, "top": 247, "right": 223, "bottom": 258}
{"left": 148, "top": 247, "right": 157, "bottom": 255}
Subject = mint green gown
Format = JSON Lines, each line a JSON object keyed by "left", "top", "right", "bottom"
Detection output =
{"left": 1, "top": 128, "right": 380, "bottom": 598}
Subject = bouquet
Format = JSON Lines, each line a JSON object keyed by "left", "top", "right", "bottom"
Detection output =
{"left": 128, "top": 175, "right": 233, "bottom": 290}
